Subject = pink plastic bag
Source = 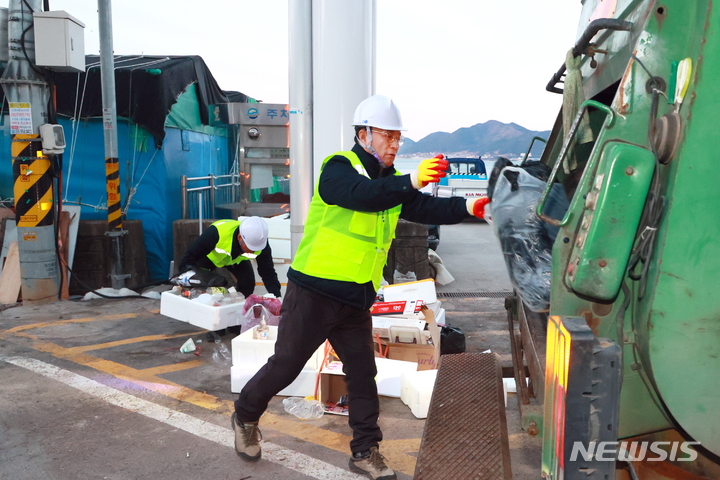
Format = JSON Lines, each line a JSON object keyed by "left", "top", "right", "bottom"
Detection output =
{"left": 240, "top": 295, "right": 282, "bottom": 333}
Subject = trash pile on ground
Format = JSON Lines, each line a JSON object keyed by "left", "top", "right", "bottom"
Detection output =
{"left": 160, "top": 277, "right": 454, "bottom": 419}
{"left": 167, "top": 285, "right": 245, "bottom": 306}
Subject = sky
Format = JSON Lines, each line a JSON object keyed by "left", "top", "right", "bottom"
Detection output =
{"left": 44, "top": 0, "right": 583, "bottom": 142}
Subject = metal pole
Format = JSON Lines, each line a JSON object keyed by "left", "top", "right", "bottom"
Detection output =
{"left": 209, "top": 174, "right": 215, "bottom": 218}
{"left": 98, "top": 0, "right": 128, "bottom": 289}
{"left": 198, "top": 192, "right": 203, "bottom": 235}
{"left": 181, "top": 175, "right": 188, "bottom": 219}
{"left": 288, "top": 0, "right": 313, "bottom": 258}
{"left": 0, "top": 0, "right": 60, "bottom": 304}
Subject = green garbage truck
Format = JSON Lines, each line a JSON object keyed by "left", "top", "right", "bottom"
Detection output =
{"left": 501, "top": 1, "right": 720, "bottom": 479}
{"left": 417, "top": 2, "right": 720, "bottom": 478}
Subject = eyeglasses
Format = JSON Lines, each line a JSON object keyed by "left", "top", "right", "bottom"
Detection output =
{"left": 371, "top": 128, "right": 404, "bottom": 146}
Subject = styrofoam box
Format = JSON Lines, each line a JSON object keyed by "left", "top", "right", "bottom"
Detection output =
{"left": 382, "top": 278, "right": 437, "bottom": 304}
{"left": 160, "top": 291, "right": 245, "bottom": 331}
{"left": 375, "top": 357, "right": 419, "bottom": 397}
{"left": 231, "top": 325, "right": 326, "bottom": 371}
{"left": 320, "top": 357, "right": 418, "bottom": 398}
{"left": 434, "top": 307, "right": 446, "bottom": 326}
{"left": 400, "top": 369, "right": 439, "bottom": 418}
{"left": 231, "top": 365, "right": 319, "bottom": 396}
{"left": 502, "top": 377, "right": 528, "bottom": 407}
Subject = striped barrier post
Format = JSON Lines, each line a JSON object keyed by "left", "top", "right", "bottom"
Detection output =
{"left": 12, "top": 133, "right": 60, "bottom": 302}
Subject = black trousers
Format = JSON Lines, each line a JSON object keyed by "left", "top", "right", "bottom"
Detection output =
{"left": 234, "top": 280, "right": 382, "bottom": 453}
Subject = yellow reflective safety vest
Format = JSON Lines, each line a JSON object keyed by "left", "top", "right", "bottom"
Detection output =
{"left": 206, "top": 220, "right": 259, "bottom": 267}
{"left": 292, "top": 151, "right": 402, "bottom": 290}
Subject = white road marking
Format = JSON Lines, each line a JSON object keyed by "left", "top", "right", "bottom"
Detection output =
{"left": 2, "top": 356, "right": 363, "bottom": 480}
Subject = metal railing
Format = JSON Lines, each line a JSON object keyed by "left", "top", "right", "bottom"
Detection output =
{"left": 180, "top": 173, "right": 240, "bottom": 219}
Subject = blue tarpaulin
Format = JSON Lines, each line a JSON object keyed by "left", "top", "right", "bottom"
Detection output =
{"left": 0, "top": 55, "right": 254, "bottom": 281}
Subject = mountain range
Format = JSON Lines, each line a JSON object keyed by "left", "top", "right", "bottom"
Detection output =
{"left": 398, "top": 120, "right": 551, "bottom": 159}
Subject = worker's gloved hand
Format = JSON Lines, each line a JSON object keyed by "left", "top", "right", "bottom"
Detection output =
{"left": 193, "top": 269, "right": 229, "bottom": 288}
{"left": 466, "top": 197, "right": 490, "bottom": 219}
{"left": 173, "top": 270, "right": 201, "bottom": 287}
{"left": 410, "top": 154, "right": 448, "bottom": 189}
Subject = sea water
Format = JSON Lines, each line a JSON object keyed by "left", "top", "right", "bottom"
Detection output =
{"left": 392, "top": 157, "right": 423, "bottom": 175}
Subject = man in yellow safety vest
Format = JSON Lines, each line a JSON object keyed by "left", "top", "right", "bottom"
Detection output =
{"left": 177, "top": 216, "right": 281, "bottom": 299}
{"left": 231, "top": 95, "right": 488, "bottom": 480}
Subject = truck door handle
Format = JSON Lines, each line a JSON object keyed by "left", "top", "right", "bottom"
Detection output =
{"left": 536, "top": 100, "right": 615, "bottom": 227}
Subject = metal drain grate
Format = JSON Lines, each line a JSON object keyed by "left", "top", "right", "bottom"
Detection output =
{"left": 437, "top": 291, "right": 511, "bottom": 299}
{"left": 414, "top": 353, "right": 512, "bottom": 479}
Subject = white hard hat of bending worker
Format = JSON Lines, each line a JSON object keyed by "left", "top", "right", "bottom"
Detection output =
{"left": 239, "top": 217, "right": 269, "bottom": 251}
{"left": 352, "top": 95, "right": 406, "bottom": 131}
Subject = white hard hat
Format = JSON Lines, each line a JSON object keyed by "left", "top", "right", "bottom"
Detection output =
{"left": 239, "top": 217, "right": 269, "bottom": 251}
{"left": 352, "top": 95, "right": 406, "bottom": 131}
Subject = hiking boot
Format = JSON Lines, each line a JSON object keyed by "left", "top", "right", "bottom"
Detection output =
{"left": 231, "top": 412, "right": 262, "bottom": 461}
{"left": 349, "top": 446, "right": 396, "bottom": 480}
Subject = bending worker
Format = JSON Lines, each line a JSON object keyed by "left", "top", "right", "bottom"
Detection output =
{"left": 231, "top": 95, "right": 488, "bottom": 480}
{"left": 177, "top": 217, "right": 282, "bottom": 299}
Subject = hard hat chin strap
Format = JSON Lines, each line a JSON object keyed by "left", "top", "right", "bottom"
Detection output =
{"left": 356, "top": 126, "right": 384, "bottom": 164}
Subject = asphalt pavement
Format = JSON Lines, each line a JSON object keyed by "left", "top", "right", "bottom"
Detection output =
{"left": 0, "top": 220, "right": 542, "bottom": 480}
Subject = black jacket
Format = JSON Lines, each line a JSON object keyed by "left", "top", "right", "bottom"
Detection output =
{"left": 178, "top": 224, "right": 281, "bottom": 297}
{"left": 288, "top": 143, "right": 469, "bottom": 310}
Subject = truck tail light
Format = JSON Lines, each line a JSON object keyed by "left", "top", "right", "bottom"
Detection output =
{"left": 541, "top": 316, "right": 622, "bottom": 480}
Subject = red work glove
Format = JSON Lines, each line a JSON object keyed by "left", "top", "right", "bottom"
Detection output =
{"left": 466, "top": 196, "right": 490, "bottom": 219}
{"left": 410, "top": 154, "right": 448, "bottom": 189}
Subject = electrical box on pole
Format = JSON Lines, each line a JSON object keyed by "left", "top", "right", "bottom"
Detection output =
{"left": 0, "top": 0, "right": 71, "bottom": 304}
{"left": 32, "top": 10, "right": 85, "bottom": 72}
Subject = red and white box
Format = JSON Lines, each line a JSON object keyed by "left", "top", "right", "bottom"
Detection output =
{"left": 371, "top": 299, "right": 423, "bottom": 316}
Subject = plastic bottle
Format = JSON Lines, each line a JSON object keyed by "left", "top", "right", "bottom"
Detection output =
{"left": 255, "top": 319, "right": 269, "bottom": 340}
{"left": 183, "top": 288, "right": 203, "bottom": 300}
{"left": 208, "top": 286, "right": 228, "bottom": 296}
{"left": 227, "top": 287, "right": 244, "bottom": 304}
{"left": 212, "top": 338, "right": 232, "bottom": 364}
{"left": 282, "top": 397, "right": 325, "bottom": 420}
{"left": 211, "top": 293, "right": 226, "bottom": 306}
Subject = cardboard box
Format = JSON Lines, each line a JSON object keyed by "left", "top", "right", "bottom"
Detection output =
{"left": 374, "top": 306, "right": 441, "bottom": 370}
{"left": 319, "top": 357, "right": 418, "bottom": 400}
{"left": 372, "top": 300, "right": 442, "bottom": 322}
{"left": 370, "top": 300, "right": 423, "bottom": 316}
{"left": 320, "top": 361, "right": 348, "bottom": 405}
{"left": 160, "top": 291, "right": 245, "bottom": 331}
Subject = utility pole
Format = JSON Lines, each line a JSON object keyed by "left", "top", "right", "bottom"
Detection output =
{"left": 98, "top": 0, "right": 127, "bottom": 289}
{"left": 0, "top": 0, "right": 59, "bottom": 304}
